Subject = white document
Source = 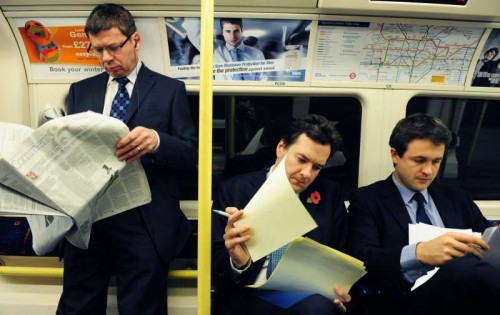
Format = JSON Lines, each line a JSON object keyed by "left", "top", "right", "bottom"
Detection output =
{"left": 409, "top": 223, "right": 480, "bottom": 290}
{"left": 247, "top": 237, "right": 367, "bottom": 300}
{"left": 0, "top": 111, "right": 151, "bottom": 255}
{"left": 234, "top": 155, "right": 318, "bottom": 261}
{"left": 482, "top": 226, "right": 500, "bottom": 268}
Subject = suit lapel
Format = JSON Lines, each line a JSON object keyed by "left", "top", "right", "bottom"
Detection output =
{"left": 89, "top": 73, "right": 108, "bottom": 114}
{"left": 381, "top": 177, "right": 412, "bottom": 234}
{"left": 300, "top": 184, "right": 318, "bottom": 218}
{"left": 126, "top": 65, "right": 155, "bottom": 124}
{"left": 429, "top": 186, "right": 460, "bottom": 227}
{"left": 244, "top": 169, "right": 267, "bottom": 205}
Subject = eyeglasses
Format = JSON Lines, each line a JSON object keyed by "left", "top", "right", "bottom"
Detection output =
{"left": 88, "top": 34, "right": 132, "bottom": 56}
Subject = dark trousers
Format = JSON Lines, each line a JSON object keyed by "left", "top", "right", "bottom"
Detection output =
{"left": 351, "top": 255, "right": 500, "bottom": 315}
{"left": 214, "top": 290, "right": 342, "bottom": 315}
{"left": 409, "top": 254, "right": 500, "bottom": 315}
{"left": 57, "top": 209, "right": 169, "bottom": 315}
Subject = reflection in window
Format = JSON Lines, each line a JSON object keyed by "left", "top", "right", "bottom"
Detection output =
{"left": 408, "top": 97, "right": 500, "bottom": 200}
{"left": 182, "top": 95, "right": 361, "bottom": 201}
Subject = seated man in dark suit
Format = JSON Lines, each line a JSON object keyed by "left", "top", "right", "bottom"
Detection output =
{"left": 212, "top": 114, "right": 351, "bottom": 315}
{"left": 347, "top": 113, "right": 500, "bottom": 315}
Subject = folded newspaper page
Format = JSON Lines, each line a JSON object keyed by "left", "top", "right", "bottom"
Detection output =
{"left": 247, "top": 237, "right": 367, "bottom": 301}
{"left": 0, "top": 111, "right": 151, "bottom": 255}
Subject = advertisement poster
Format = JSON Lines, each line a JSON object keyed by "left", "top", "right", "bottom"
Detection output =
{"left": 312, "top": 20, "right": 484, "bottom": 85}
{"left": 15, "top": 17, "right": 165, "bottom": 80}
{"left": 471, "top": 29, "right": 500, "bottom": 87}
{"left": 165, "top": 17, "right": 311, "bottom": 83}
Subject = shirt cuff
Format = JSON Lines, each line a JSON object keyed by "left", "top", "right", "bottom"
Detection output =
{"left": 400, "top": 243, "right": 431, "bottom": 283}
{"left": 151, "top": 130, "right": 160, "bottom": 153}
{"left": 229, "top": 257, "right": 252, "bottom": 279}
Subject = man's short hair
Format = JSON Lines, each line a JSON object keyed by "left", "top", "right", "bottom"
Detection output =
{"left": 389, "top": 113, "right": 452, "bottom": 157}
{"left": 484, "top": 47, "right": 499, "bottom": 57}
{"left": 85, "top": 3, "right": 137, "bottom": 37}
{"left": 219, "top": 18, "right": 243, "bottom": 31}
{"left": 282, "top": 114, "right": 342, "bottom": 157}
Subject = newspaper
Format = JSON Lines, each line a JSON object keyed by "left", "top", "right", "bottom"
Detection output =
{"left": 0, "top": 111, "right": 151, "bottom": 255}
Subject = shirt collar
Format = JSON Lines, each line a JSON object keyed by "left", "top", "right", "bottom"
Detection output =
{"left": 106, "top": 60, "right": 142, "bottom": 85}
{"left": 226, "top": 42, "right": 245, "bottom": 52}
{"left": 391, "top": 172, "right": 429, "bottom": 205}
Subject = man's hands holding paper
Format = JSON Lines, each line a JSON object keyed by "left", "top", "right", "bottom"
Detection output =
{"left": 116, "top": 126, "right": 157, "bottom": 164}
{"left": 223, "top": 207, "right": 251, "bottom": 269}
{"left": 333, "top": 285, "right": 351, "bottom": 313}
{"left": 416, "top": 231, "right": 489, "bottom": 266}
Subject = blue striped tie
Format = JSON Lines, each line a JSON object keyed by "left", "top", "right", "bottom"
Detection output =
{"left": 266, "top": 243, "right": 290, "bottom": 278}
{"left": 110, "top": 77, "right": 130, "bottom": 122}
{"left": 230, "top": 48, "right": 244, "bottom": 80}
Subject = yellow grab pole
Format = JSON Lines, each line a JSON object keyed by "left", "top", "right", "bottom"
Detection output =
{"left": 198, "top": 0, "right": 214, "bottom": 315}
{"left": 0, "top": 266, "right": 197, "bottom": 279}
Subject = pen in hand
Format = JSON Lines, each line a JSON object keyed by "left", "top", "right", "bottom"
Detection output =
{"left": 213, "top": 209, "right": 230, "bottom": 218}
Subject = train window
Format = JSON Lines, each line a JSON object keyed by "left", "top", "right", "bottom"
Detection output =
{"left": 182, "top": 95, "right": 361, "bottom": 200}
{"left": 408, "top": 97, "right": 500, "bottom": 200}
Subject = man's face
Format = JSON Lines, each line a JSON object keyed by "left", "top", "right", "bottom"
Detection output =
{"left": 275, "top": 133, "right": 331, "bottom": 194}
{"left": 89, "top": 27, "right": 139, "bottom": 78}
{"left": 221, "top": 22, "right": 243, "bottom": 47}
{"left": 237, "top": 100, "right": 256, "bottom": 120}
{"left": 391, "top": 138, "right": 445, "bottom": 192}
{"left": 484, "top": 50, "right": 497, "bottom": 62}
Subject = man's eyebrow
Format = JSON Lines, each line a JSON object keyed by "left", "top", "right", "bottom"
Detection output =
{"left": 297, "top": 153, "right": 326, "bottom": 168}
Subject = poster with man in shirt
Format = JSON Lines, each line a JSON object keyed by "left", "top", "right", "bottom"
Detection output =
{"left": 164, "top": 17, "right": 311, "bottom": 83}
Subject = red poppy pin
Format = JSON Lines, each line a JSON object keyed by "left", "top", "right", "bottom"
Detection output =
{"left": 307, "top": 191, "right": 321, "bottom": 205}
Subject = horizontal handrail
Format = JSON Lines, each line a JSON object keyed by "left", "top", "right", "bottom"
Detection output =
{"left": 0, "top": 266, "right": 197, "bottom": 279}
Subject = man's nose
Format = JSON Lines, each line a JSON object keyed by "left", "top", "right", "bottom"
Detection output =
{"left": 421, "top": 163, "right": 433, "bottom": 175}
{"left": 300, "top": 164, "right": 313, "bottom": 178}
{"left": 101, "top": 50, "right": 114, "bottom": 62}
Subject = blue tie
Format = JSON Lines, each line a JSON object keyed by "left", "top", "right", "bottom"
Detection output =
{"left": 266, "top": 243, "right": 290, "bottom": 278}
{"left": 230, "top": 48, "right": 244, "bottom": 80}
{"left": 110, "top": 77, "right": 130, "bottom": 122}
{"left": 414, "top": 192, "right": 432, "bottom": 225}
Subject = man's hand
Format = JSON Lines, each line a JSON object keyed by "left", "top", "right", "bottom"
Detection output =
{"left": 416, "top": 231, "right": 489, "bottom": 266}
{"left": 116, "top": 126, "right": 157, "bottom": 163}
{"left": 223, "top": 207, "right": 251, "bottom": 268}
{"left": 333, "top": 285, "right": 351, "bottom": 313}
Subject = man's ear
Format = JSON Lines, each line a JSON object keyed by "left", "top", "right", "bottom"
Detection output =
{"left": 276, "top": 139, "right": 286, "bottom": 159}
{"left": 390, "top": 148, "right": 399, "bottom": 165}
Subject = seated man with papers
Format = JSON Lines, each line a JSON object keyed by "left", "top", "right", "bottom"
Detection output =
{"left": 346, "top": 113, "right": 500, "bottom": 315}
{"left": 212, "top": 114, "right": 353, "bottom": 315}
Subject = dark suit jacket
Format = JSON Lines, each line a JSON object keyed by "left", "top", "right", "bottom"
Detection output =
{"left": 346, "top": 176, "right": 489, "bottom": 295}
{"left": 67, "top": 64, "right": 197, "bottom": 263}
{"left": 212, "top": 167, "right": 348, "bottom": 300}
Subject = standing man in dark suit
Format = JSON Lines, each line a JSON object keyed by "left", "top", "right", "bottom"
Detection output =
{"left": 57, "top": 4, "right": 197, "bottom": 315}
{"left": 347, "top": 113, "right": 499, "bottom": 315}
{"left": 212, "top": 114, "right": 351, "bottom": 315}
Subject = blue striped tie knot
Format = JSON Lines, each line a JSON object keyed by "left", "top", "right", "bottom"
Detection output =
{"left": 110, "top": 77, "right": 130, "bottom": 122}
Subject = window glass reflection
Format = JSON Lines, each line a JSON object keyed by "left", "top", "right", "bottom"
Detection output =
{"left": 408, "top": 97, "right": 500, "bottom": 200}
{"left": 183, "top": 95, "right": 361, "bottom": 201}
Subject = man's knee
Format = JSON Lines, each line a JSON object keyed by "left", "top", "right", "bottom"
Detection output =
{"left": 289, "top": 294, "right": 337, "bottom": 315}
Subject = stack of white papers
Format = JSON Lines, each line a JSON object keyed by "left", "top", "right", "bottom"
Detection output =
{"left": 234, "top": 155, "right": 317, "bottom": 261}
{"left": 409, "top": 223, "right": 482, "bottom": 290}
{"left": 247, "top": 237, "right": 367, "bottom": 301}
